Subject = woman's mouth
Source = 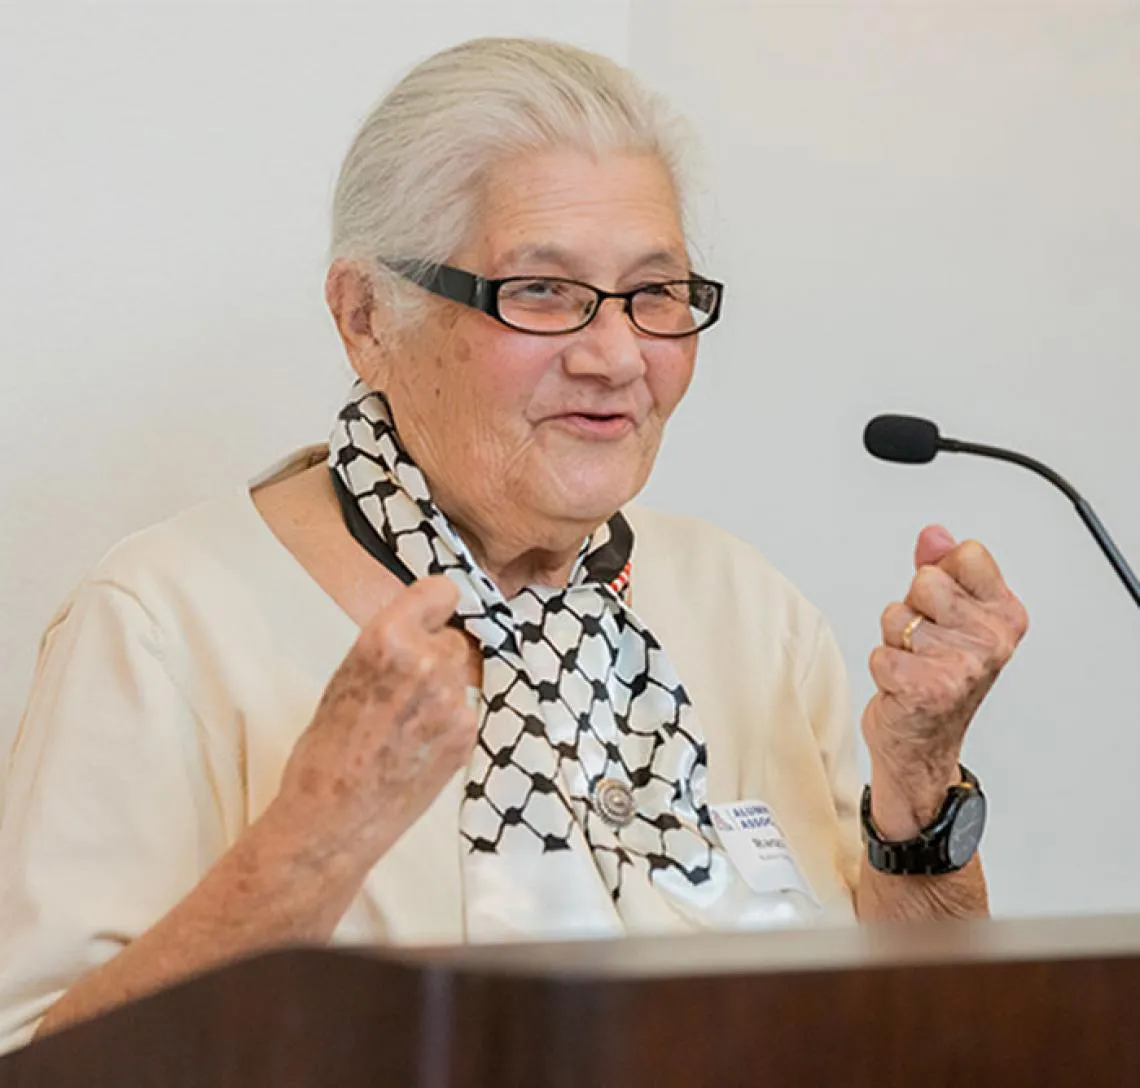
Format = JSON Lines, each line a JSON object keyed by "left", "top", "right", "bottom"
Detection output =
{"left": 549, "top": 412, "right": 635, "bottom": 439}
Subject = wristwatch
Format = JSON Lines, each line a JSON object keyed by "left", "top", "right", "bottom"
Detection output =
{"left": 861, "top": 764, "right": 986, "bottom": 876}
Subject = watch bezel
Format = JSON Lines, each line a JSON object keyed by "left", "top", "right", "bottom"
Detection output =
{"left": 946, "top": 787, "right": 987, "bottom": 870}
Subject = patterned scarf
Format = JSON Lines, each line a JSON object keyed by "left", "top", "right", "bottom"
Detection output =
{"left": 329, "top": 382, "right": 786, "bottom": 939}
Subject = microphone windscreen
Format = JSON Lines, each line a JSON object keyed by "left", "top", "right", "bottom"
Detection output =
{"left": 864, "top": 415, "right": 941, "bottom": 464}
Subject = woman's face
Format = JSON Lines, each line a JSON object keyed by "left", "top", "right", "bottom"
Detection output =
{"left": 370, "top": 149, "right": 698, "bottom": 555}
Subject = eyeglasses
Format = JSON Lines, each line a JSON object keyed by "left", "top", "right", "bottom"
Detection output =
{"left": 381, "top": 259, "right": 724, "bottom": 339}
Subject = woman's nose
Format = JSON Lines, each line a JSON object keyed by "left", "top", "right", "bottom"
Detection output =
{"left": 562, "top": 297, "right": 647, "bottom": 385}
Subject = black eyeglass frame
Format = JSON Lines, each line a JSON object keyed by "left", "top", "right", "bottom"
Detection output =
{"left": 381, "top": 259, "right": 724, "bottom": 339}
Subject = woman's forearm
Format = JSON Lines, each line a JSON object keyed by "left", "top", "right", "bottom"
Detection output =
{"left": 36, "top": 576, "right": 478, "bottom": 1040}
{"left": 854, "top": 854, "right": 988, "bottom": 922}
{"left": 34, "top": 800, "right": 372, "bottom": 1039}
{"left": 853, "top": 759, "right": 989, "bottom": 922}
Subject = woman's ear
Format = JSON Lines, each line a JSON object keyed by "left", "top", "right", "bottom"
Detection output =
{"left": 325, "top": 259, "right": 390, "bottom": 388}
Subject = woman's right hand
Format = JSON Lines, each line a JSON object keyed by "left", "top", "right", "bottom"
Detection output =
{"left": 30, "top": 575, "right": 480, "bottom": 1040}
{"left": 272, "top": 574, "right": 479, "bottom": 867}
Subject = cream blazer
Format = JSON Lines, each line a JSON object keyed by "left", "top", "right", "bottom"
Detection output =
{"left": 0, "top": 449, "right": 862, "bottom": 1053}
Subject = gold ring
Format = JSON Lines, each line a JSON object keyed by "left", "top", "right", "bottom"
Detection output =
{"left": 900, "top": 613, "right": 924, "bottom": 653}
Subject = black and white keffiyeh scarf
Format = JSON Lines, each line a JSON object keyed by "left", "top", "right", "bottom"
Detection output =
{"left": 329, "top": 382, "right": 776, "bottom": 938}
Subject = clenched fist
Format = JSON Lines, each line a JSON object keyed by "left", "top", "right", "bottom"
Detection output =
{"left": 863, "top": 525, "right": 1029, "bottom": 838}
{"left": 276, "top": 575, "right": 480, "bottom": 864}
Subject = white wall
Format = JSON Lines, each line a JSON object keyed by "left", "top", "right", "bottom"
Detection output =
{"left": 0, "top": 3, "right": 630, "bottom": 767}
{"left": 4, "top": 1, "right": 1140, "bottom": 923}
{"left": 629, "top": 2, "right": 1140, "bottom": 917}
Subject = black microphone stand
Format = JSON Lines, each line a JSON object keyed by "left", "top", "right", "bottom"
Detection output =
{"left": 939, "top": 436, "right": 1140, "bottom": 609}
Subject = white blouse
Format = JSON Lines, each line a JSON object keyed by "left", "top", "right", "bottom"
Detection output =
{"left": 0, "top": 449, "right": 862, "bottom": 1053}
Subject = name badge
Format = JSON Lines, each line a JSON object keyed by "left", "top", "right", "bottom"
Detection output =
{"left": 709, "top": 801, "right": 819, "bottom": 906}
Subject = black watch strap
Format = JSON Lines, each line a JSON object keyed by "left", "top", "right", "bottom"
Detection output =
{"left": 861, "top": 764, "right": 984, "bottom": 876}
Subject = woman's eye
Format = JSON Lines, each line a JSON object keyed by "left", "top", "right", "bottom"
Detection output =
{"left": 507, "top": 280, "right": 566, "bottom": 300}
{"left": 638, "top": 282, "right": 689, "bottom": 302}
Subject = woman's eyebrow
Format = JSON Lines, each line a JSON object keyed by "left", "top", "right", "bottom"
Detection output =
{"left": 623, "top": 250, "right": 691, "bottom": 279}
{"left": 493, "top": 245, "right": 691, "bottom": 280}
{"left": 494, "top": 244, "right": 580, "bottom": 274}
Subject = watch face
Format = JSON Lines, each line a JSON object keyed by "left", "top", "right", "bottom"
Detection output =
{"left": 947, "top": 791, "right": 987, "bottom": 869}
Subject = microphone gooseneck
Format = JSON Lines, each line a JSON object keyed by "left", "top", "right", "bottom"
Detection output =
{"left": 863, "top": 414, "right": 1140, "bottom": 610}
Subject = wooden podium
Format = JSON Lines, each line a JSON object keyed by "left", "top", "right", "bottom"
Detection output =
{"left": 3, "top": 913, "right": 1140, "bottom": 1087}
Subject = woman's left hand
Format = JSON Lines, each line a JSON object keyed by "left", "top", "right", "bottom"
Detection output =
{"left": 863, "top": 525, "right": 1029, "bottom": 839}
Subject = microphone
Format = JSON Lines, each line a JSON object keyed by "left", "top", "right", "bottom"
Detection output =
{"left": 863, "top": 414, "right": 1140, "bottom": 609}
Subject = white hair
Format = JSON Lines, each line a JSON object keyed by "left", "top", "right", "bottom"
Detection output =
{"left": 330, "top": 36, "right": 698, "bottom": 322}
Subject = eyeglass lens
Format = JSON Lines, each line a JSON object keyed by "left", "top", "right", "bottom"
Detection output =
{"left": 497, "top": 279, "right": 716, "bottom": 336}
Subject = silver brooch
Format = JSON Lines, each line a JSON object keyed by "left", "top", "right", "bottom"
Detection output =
{"left": 593, "top": 778, "right": 636, "bottom": 829}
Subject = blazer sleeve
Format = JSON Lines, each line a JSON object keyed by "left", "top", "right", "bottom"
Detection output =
{"left": 0, "top": 580, "right": 226, "bottom": 1054}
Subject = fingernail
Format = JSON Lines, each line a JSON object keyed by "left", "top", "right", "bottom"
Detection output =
{"left": 927, "top": 524, "right": 956, "bottom": 548}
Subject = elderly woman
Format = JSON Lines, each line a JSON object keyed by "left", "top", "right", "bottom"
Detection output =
{"left": 0, "top": 37, "right": 1027, "bottom": 1051}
